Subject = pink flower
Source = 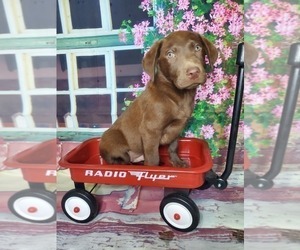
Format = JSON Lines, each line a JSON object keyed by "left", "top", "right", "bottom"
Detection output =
{"left": 201, "top": 125, "right": 215, "bottom": 139}
{"left": 176, "top": 21, "right": 189, "bottom": 31}
{"left": 214, "top": 56, "right": 223, "bottom": 66}
{"left": 212, "top": 67, "right": 225, "bottom": 83}
{"left": 131, "top": 83, "right": 142, "bottom": 97}
{"left": 195, "top": 85, "right": 209, "bottom": 101}
{"left": 205, "top": 80, "right": 214, "bottom": 94}
{"left": 275, "top": 12, "right": 300, "bottom": 36}
{"left": 245, "top": 93, "right": 265, "bottom": 105}
{"left": 215, "top": 38, "right": 224, "bottom": 50}
{"left": 271, "top": 0, "right": 298, "bottom": 13}
{"left": 268, "top": 124, "right": 280, "bottom": 139}
{"left": 253, "top": 39, "right": 268, "bottom": 50}
{"left": 210, "top": 2, "right": 228, "bottom": 25}
{"left": 245, "top": 0, "right": 300, "bottom": 40}
{"left": 243, "top": 124, "right": 253, "bottom": 140}
{"left": 245, "top": 2, "right": 275, "bottom": 37}
{"left": 266, "top": 46, "right": 281, "bottom": 60}
{"left": 229, "top": 75, "right": 237, "bottom": 88}
{"left": 192, "top": 16, "right": 208, "bottom": 34}
{"left": 219, "top": 86, "right": 230, "bottom": 101}
{"left": 260, "top": 86, "right": 278, "bottom": 101}
{"left": 118, "top": 30, "right": 127, "bottom": 43}
{"left": 224, "top": 125, "right": 231, "bottom": 139}
{"left": 183, "top": 11, "right": 196, "bottom": 26}
{"left": 208, "top": 93, "right": 222, "bottom": 105}
{"left": 195, "top": 78, "right": 215, "bottom": 102}
{"left": 140, "top": 0, "right": 152, "bottom": 12}
{"left": 178, "top": 0, "right": 189, "bottom": 10}
{"left": 155, "top": 9, "right": 174, "bottom": 35}
{"left": 226, "top": 105, "right": 233, "bottom": 117}
{"left": 141, "top": 72, "right": 150, "bottom": 86}
{"left": 271, "top": 105, "right": 283, "bottom": 118}
{"left": 222, "top": 46, "right": 233, "bottom": 60}
{"left": 228, "top": 13, "right": 243, "bottom": 37}
{"left": 251, "top": 67, "right": 269, "bottom": 83}
{"left": 207, "top": 84, "right": 232, "bottom": 105}
{"left": 244, "top": 78, "right": 252, "bottom": 95}
{"left": 155, "top": 8, "right": 165, "bottom": 29}
{"left": 208, "top": 22, "right": 226, "bottom": 37}
{"left": 192, "top": 23, "right": 206, "bottom": 34}
{"left": 132, "top": 21, "right": 150, "bottom": 46}
{"left": 275, "top": 74, "right": 289, "bottom": 88}
{"left": 164, "top": 11, "right": 175, "bottom": 33}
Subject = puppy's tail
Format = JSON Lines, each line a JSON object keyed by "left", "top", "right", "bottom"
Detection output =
{"left": 100, "top": 129, "right": 130, "bottom": 164}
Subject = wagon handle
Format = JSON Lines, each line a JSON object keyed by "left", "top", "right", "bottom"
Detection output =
{"left": 263, "top": 42, "right": 300, "bottom": 180}
{"left": 201, "top": 43, "right": 244, "bottom": 190}
{"left": 245, "top": 42, "right": 300, "bottom": 189}
{"left": 221, "top": 43, "right": 244, "bottom": 181}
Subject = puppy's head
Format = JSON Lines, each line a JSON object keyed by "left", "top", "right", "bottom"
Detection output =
{"left": 142, "top": 31, "right": 218, "bottom": 89}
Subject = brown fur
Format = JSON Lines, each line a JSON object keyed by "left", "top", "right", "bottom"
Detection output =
{"left": 100, "top": 31, "right": 218, "bottom": 167}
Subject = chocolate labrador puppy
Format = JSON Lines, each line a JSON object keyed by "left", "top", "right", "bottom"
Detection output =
{"left": 100, "top": 30, "right": 218, "bottom": 167}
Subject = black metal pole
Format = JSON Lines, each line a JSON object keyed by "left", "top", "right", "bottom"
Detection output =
{"left": 221, "top": 43, "right": 244, "bottom": 181}
{"left": 263, "top": 43, "right": 300, "bottom": 180}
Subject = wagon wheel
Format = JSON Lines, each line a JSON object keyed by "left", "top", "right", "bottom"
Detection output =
{"left": 8, "top": 189, "right": 56, "bottom": 223}
{"left": 61, "top": 189, "right": 99, "bottom": 223}
{"left": 159, "top": 193, "right": 200, "bottom": 232}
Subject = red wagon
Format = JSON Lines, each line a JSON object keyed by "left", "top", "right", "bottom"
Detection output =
{"left": 59, "top": 137, "right": 214, "bottom": 232}
{"left": 59, "top": 43, "right": 244, "bottom": 231}
{"left": 4, "top": 139, "right": 57, "bottom": 223}
{"left": 58, "top": 43, "right": 245, "bottom": 232}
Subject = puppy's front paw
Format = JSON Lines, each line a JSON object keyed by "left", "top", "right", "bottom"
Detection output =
{"left": 171, "top": 157, "right": 188, "bottom": 168}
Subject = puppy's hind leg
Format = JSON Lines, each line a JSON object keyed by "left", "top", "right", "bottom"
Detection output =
{"left": 100, "top": 129, "right": 130, "bottom": 165}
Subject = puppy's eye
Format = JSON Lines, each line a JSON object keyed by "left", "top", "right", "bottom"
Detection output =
{"left": 195, "top": 45, "right": 201, "bottom": 51}
{"left": 167, "top": 51, "right": 175, "bottom": 58}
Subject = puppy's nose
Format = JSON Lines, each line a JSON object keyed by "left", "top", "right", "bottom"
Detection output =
{"left": 186, "top": 67, "right": 200, "bottom": 80}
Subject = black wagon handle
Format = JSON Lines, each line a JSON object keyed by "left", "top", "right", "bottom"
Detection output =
{"left": 245, "top": 42, "right": 300, "bottom": 189}
{"left": 262, "top": 43, "right": 300, "bottom": 179}
{"left": 200, "top": 43, "right": 244, "bottom": 190}
{"left": 221, "top": 43, "right": 244, "bottom": 181}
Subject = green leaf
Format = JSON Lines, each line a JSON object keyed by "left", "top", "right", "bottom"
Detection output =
{"left": 124, "top": 100, "right": 132, "bottom": 107}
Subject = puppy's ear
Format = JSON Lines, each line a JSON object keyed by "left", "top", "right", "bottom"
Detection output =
{"left": 142, "top": 40, "right": 163, "bottom": 80}
{"left": 199, "top": 35, "right": 218, "bottom": 69}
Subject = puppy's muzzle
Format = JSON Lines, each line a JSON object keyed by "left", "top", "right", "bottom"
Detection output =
{"left": 186, "top": 66, "right": 200, "bottom": 80}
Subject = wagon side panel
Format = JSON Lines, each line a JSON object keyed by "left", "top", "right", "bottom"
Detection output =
{"left": 69, "top": 167, "right": 205, "bottom": 188}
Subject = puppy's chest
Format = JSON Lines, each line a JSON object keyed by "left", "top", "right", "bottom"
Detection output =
{"left": 173, "top": 100, "right": 194, "bottom": 120}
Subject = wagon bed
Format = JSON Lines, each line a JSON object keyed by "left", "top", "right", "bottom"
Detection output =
{"left": 4, "top": 139, "right": 57, "bottom": 183}
{"left": 59, "top": 137, "right": 213, "bottom": 189}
